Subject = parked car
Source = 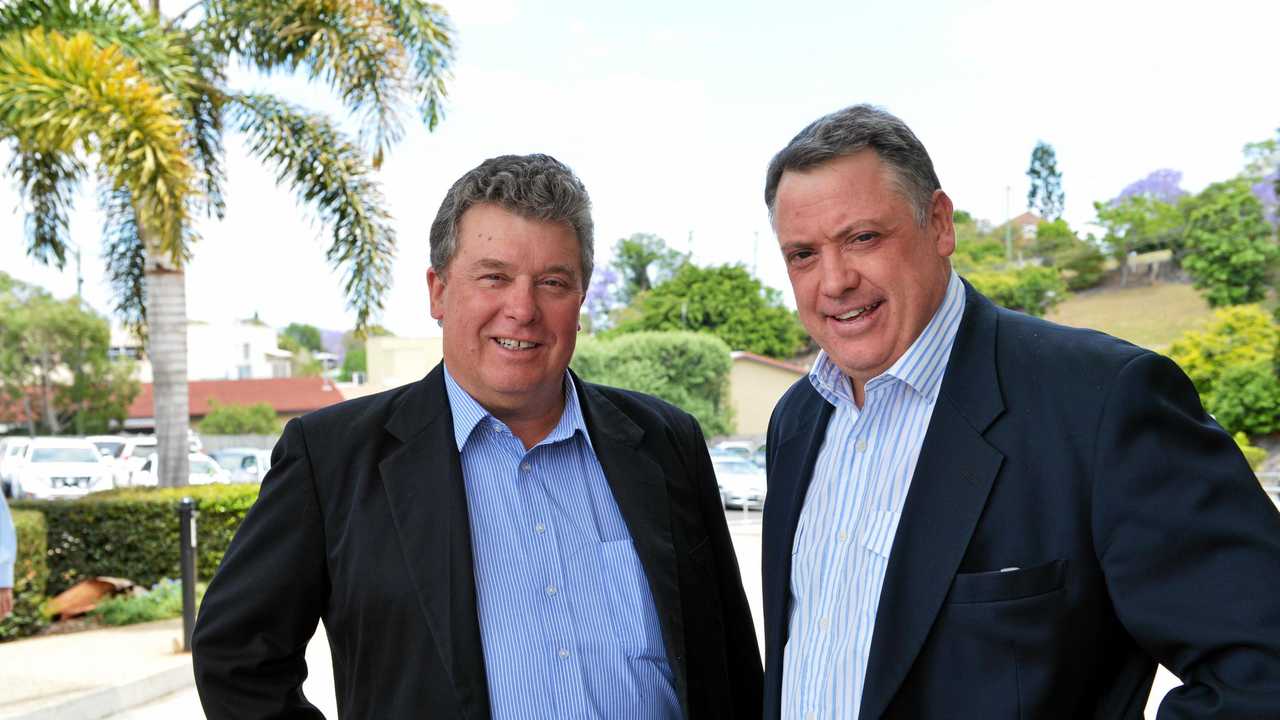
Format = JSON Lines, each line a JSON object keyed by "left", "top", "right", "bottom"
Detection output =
{"left": 9, "top": 437, "right": 114, "bottom": 500}
{"left": 751, "top": 446, "right": 767, "bottom": 468}
{"left": 132, "top": 451, "right": 231, "bottom": 486}
{"left": 712, "top": 457, "right": 767, "bottom": 510}
{"left": 712, "top": 440, "right": 755, "bottom": 459}
{"left": 210, "top": 448, "right": 272, "bottom": 483}
{"left": 0, "top": 437, "right": 31, "bottom": 497}
{"left": 87, "top": 434, "right": 133, "bottom": 487}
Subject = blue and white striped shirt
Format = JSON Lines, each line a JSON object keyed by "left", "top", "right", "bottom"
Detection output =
{"left": 782, "top": 270, "right": 966, "bottom": 720}
{"left": 444, "top": 367, "right": 680, "bottom": 720}
{"left": 0, "top": 492, "right": 14, "bottom": 588}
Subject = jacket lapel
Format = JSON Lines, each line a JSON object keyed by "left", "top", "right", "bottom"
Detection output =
{"left": 378, "top": 365, "right": 490, "bottom": 719}
{"left": 575, "top": 377, "right": 691, "bottom": 718}
{"left": 858, "top": 284, "right": 1006, "bottom": 720}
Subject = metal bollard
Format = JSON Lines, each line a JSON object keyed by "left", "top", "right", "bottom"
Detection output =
{"left": 178, "top": 497, "right": 198, "bottom": 652}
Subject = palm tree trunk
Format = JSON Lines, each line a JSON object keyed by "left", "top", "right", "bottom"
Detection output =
{"left": 143, "top": 238, "right": 190, "bottom": 488}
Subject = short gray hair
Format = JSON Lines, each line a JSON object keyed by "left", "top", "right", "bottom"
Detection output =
{"left": 764, "top": 104, "right": 941, "bottom": 226}
{"left": 429, "top": 153, "right": 594, "bottom": 288}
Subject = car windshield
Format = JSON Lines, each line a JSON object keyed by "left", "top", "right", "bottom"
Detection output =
{"left": 5, "top": 444, "right": 25, "bottom": 457}
{"left": 714, "top": 460, "right": 758, "bottom": 474}
{"left": 93, "top": 441, "right": 126, "bottom": 458}
{"left": 31, "top": 447, "right": 100, "bottom": 463}
{"left": 191, "top": 459, "right": 218, "bottom": 475}
{"left": 212, "top": 454, "right": 246, "bottom": 471}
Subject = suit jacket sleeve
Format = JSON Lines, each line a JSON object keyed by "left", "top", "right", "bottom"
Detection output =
{"left": 1092, "top": 352, "right": 1280, "bottom": 717}
{"left": 193, "top": 417, "right": 330, "bottom": 719}
{"left": 683, "top": 413, "right": 765, "bottom": 713}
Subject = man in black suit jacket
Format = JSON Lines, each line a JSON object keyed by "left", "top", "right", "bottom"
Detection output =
{"left": 760, "top": 105, "right": 1280, "bottom": 718}
{"left": 193, "top": 154, "right": 762, "bottom": 719}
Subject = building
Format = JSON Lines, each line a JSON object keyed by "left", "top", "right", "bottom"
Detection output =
{"left": 123, "top": 377, "right": 344, "bottom": 431}
{"left": 727, "top": 351, "right": 808, "bottom": 437}
{"left": 110, "top": 320, "right": 294, "bottom": 383}
{"left": 366, "top": 336, "right": 444, "bottom": 390}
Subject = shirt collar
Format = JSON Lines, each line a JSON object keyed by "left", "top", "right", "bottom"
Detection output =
{"left": 442, "top": 365, "right": 589, "bottom": 452}
{"left": 809, "top": 269, "right": 966, "bottom": 406}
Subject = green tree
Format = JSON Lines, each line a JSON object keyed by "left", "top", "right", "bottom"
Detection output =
{"left": 339, "top": 345, "right": 367, "bottom": 381}
{"left": 614, "top": 264, "right": 807, "bottom": 359}
{"left": 611, "top": 233, "right": 688, "bottom": 305}
{"left": 280, "top": 322, "right": 322, "bottom": 353}
{"left": 1093, "top": 195, "right": 1186, "bottom": 286}
{"left": 1180, "top": 179, "right": 1278, "bottom": 307}
{"left": 0, "top": 272, "right": 139, "bottom": 434}
{"left": 197, "top": 399, "right": 280, "bottom": 435}
{"left": 966, "top": 266, "right": 1066, "bottom": 317}
{"left": 1026, "top": 140, "right": 1064, "bottom": 220}
{"left": 0, "top": 0, "right": 454, "bottom": 485}
{"left": 1168, "top": 304, "right": 1280, "bottom": 436}
{"left": 572, "top": 332, "right": 733, "bottom": 437}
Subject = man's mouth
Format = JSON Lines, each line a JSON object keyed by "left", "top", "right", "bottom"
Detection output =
{"left": 831, "top": 300, "right": 883, "bottom": 321}
{"left": 494, "top": 337, "right": 540, "bottom": 351}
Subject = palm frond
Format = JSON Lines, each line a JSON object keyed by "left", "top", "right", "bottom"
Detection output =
{"left": 372, "top": 0, "right": 453, "bottom": 131}
{"left": 7, "top": 144, "right": 86, "bottom": 269}
{"left": 0, "top": 28, "right": 196, "bottom": 262}
{"left": 99, "top": 185, "right": 148, "bottom": 335}
{"left": 230, "top": 92, "right": 394, "bottom": 330}
{"left": 207, "top": 0, "right": 413, "bottom": 168}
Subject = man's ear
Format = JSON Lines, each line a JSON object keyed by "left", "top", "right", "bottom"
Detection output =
{"left": 427, "top": 267, "right": 446, "bottom": 322}
{"left": 931, "top": 190, "right": 956, "bottom": 258}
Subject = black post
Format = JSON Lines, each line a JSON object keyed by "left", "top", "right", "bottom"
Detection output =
{"left": 178, "top": 497, "right": 198, "bottom": 652}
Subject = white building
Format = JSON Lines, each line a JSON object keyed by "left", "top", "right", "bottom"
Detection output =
{"left": 110, "top": 320, "right": 294, "bottom": 382}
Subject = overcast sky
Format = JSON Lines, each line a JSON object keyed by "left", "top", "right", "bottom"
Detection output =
{"left": 3, "top": 0, "right": 1278, "bottom": 337}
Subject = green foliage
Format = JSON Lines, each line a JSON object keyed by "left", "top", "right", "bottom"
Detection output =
{"left": 1032, "top": 219, "right": 1077, "bottom": 262}
{"left": 1181, "top": 179, "right": 1278, "bottom": 307}
{"left": 0, "top": 509, "right": 49, "bottom": 641}
{"left": 0, "top": 273, "right": 140, "bottom": 434}
{"left": 572, "top": 332, "right": 734, "bottom": 437}
{"left": 614, "top": 264, "right": 807, "bottom": 359}
{"left": 1093, "top": 194, "right": 1186, "bottom": 267}
{"left": 611, "top": 233, "right": 688, "bottom": 305}
{"left": 1234, "top": 432, "right": 1268, "bottom": 471}
{"left": 12, "top": 484, "right": 261, "bottom": 595}
{"left": 281, "top": 322, "right": 323, "bottom": 353}
{"left": 966, "top": 266, "right": 1067, "bottom": 317}
{"left": 1168, "top": 305, "right": 1280, "bottom": 436}
{"left": 1027, "top": 220, "right": 1106, "bottom": 291}
{"left": 952, "top": 209, "right": 974, "bottom": 224}
{"left": 197, "top": 399, "right": 280, "bottom": 435}
{"left": 951, "top": 239, "right": 1006, "bottom": 273}
{"left": 89, "top": 578, "right": 206, "bottom": 627}
{"left": 1026, "top": 141, "right": 1064, "bottom": 220}
{"left": 339, "top": 345, "right": 367, "bottom": 381}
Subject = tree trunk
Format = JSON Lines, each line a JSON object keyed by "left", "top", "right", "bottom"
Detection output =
{"left": 143, "top": 240, "right": 190, "bottom": 488}
{"left": 37, "top": 350, "right": 60, "bottom": 434}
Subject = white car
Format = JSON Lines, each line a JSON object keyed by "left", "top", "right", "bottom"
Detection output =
{"left": 132, "top": 452, "right": 231, "bottom": 486}
{"left": 116, "top": 435, "right": 158, "bottom": 485}
{"left": 712, "top": 457, "right": 767, "bottom": 510}
{"left": 210, "top": 448, "right": 272, "bottom": 483}
{"left": 0, "top": 437, "right": 31, "bottom": 497}
{"left": 87, "top": 435, "right": 133, "bottom": 487}
{"left": 10, "top": 437, "right": 115, "bottom": 500}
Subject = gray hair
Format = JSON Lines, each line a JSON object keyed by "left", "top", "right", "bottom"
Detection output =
{"left": 764, "top": 104, "right": 941, "bottom": 226}
{"left": 429, "top": 153, "right": 594, "bottom": 288}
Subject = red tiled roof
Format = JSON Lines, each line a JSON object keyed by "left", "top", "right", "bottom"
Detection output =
{"left": 127, "top": 377, "right": 345, "bottom": 419}
{"left": 730, "top": 351, "right": 809, "bottom": 375}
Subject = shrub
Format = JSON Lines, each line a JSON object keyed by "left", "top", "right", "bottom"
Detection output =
{"left": 0, "top": 509, "right": 49, "bottom": 641}
{"left": 967, "top": 266, "right": 1067, "bottom": 317}
{"left": 572, "top": 331, "right": 734, "bottom": 437}
{"left": 1058, "top": 242, "right": 1107, "bottom": 291}
{"left": 1168, "top": 305, "right": 1280, "bottom": 436}
{"left": 1234, "top": 433, "right": 1268, "bottom": 472}
{"left": 198, "top": 400, "right": 281, "bottom": 435}
{"left": 12, "top": 484, "right": 260, "bottom": 595}
{"left": 90, "top": 578, "right": 207, "bottom": 627}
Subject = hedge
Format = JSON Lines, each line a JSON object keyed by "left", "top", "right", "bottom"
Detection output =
{"left": 0, "top": 509, "right": 49, "bottom": 640}
{"left": 12, "top": 484, "right": 260, "bottom": 596}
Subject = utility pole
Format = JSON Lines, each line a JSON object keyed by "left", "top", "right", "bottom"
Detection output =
{"left": 752, "top": 231, "right": 760, "bottom": 276}
{"left": 74, "top": 245, "right": 83, "bottom": 300}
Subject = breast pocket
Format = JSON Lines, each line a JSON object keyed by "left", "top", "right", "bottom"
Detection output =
{"left": 946, "top": 558, "right": 1068, "bottom": 604}
{"left": 599, "top": 539, "right": 666, "bottom": 659}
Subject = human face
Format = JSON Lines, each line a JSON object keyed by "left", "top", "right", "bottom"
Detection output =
{"left": 428, "top": 202, "right": 586, "bottom": 422}
{"left": 772, "top": 150, "right": 955, "bottom": 402}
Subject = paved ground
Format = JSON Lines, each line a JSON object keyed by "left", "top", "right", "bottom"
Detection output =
{"left": 1, "top": 508, "right": 1184, "bottom": 718}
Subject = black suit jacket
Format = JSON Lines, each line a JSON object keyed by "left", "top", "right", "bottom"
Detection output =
{"left": 193, "top": 365, "right": 762, "bottom": 719}
{"left": 762, "top": 282, "right": 1280, "bottom": 719}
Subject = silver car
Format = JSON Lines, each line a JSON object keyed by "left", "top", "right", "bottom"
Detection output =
{"left": 10, "top": 437, "right": 114, "bottom": 500}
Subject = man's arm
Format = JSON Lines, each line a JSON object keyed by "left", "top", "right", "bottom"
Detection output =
{"left": 192, "top": 418, "right": 330, "bottom": 720}
{"left": 0, "top": 493, "right": 14, "bottom": 621}
{"left": 1092, "top": 352, "right": 1280, "bottom": 718}
{"left": 684, "top": 415, "right": 765, "bottom": 714}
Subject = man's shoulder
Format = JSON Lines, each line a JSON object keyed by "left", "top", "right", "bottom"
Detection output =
{"left": 578, "top": 380, "right": 698, "bottom": 436}
{"left": 991, "top": 302, "right": 1151, "bottom": 372}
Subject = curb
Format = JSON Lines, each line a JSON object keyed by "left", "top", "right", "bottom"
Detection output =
{"left": 4, "top": 665, "right": 193, "bottom": 720}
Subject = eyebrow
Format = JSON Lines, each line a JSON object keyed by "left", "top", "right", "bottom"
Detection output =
{"left": 468, "top": 258, "right": 579, "bottom": 279}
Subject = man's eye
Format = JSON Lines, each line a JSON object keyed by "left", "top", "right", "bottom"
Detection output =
{"left": 852, "top": 233, "right": 878, "bottom": 243}
{"left": 788, "top": 250, "right": 815, "bottom": 265}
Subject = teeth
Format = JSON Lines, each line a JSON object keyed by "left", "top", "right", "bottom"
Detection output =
{"left": 496, "top": 338, "right": 537, "bottom": 350}
{"left": 835, "top": 302, "right": 878, "bottom": 321}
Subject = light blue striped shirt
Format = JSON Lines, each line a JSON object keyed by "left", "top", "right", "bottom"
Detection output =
{"left": 782, "top": 270, "right": 966, "bottom": 720}
{"left": 0, "top": 492, "right": 14, "bottom": 587}
{"left": 444, "top": 367, "right": 680, "bottom": 720}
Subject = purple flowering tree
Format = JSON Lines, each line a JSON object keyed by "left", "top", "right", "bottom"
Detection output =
{"left": 1111, "top": 169, "right": 1187, "bottom": 206}
{"left": 583, "top": 266, "right": 621, "bottom": 332}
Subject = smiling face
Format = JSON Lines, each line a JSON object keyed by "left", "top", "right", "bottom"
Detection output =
{"left": 428, "top": 202, "right": 586, "bottom": 423}
{"left": 772, "top": 150, "right": 955, "bottom": 402}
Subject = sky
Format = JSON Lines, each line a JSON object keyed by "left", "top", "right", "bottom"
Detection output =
{"left": 2, "top": 0, "right": 1278, "bottom": 338}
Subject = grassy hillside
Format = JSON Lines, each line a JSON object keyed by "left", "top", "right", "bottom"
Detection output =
{"left": 1046, "top": 282, "right": 1213, "bottom": 352}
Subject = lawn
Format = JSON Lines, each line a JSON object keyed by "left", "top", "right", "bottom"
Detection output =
{"left": 1046, "top": 282, "right": 1214, "bottom": 352}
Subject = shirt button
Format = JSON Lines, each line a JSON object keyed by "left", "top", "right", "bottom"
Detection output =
{"left": 838, "top": 530, "right": 848, "bottom": 542}
{"left": 558, "top": 648, "right": 570, "bottom": 659}
{"left": 520, "top": 462, "right": 532, "bottom": 472}
{"left": 534, "top": 523, "right": 546, "bottom": 534}
{"left": 855, "top": 439, "right": 868, "bottom": 452}
{"left": 545, "top": 584, "right": 558, "bottom": 596}
{"left": 819, "top": 617, "right": 830, "bottom": 631}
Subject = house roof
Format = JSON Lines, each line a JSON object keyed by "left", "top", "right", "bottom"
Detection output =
{"left": 730, "top": 350, "right": 809, "bottom": 376}
{"left": 128, "top": 376, "right": 345, "bottom": 419}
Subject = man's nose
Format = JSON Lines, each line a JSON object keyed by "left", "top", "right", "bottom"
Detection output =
{"left": 503, "top": 279, "right": 540, "bottom": 324}
{"left": 818, "top": 252, "right": 859, "bottom": 298}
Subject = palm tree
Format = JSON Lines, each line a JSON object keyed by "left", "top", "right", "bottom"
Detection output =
{"left": 0, "top": 0, "right": 454, "bottom": 486}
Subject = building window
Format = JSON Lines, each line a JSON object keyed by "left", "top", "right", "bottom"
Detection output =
{"left": 237, "top": 364, "right": 251, "bottom": 380}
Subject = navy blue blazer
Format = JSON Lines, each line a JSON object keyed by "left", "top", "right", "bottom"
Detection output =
{"left": 763, "top": 281, "right": 1280, "bottom": 719}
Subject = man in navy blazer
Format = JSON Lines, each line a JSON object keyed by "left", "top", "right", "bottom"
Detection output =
{"left": 760, "top": 104, "right": 1280, "bottom": 718}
